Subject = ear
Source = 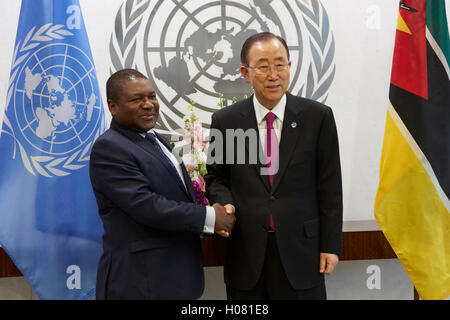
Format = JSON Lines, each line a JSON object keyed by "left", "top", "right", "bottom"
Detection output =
{"left": 107, "top": 99, "right": 117, "bottom": 117}
{"left": 240, "top": 65, "right": 251, "bottom": 83}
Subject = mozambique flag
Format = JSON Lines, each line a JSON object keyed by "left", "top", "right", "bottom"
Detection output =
{"left": 375, "top": 0, "right": 450, "bottom": 300}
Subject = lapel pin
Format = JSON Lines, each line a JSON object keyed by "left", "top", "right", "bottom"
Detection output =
{"left": 291, "top": 121, "right": 297, "bottom": 128}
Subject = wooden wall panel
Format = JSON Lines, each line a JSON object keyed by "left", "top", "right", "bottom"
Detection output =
{"left": 0, "top": 247, "right": 22, "bottom": 277}
{"left": 201, "top": 230, "right": 396, "bottom": 267}
{"left": 340, "top": 231, "right": 396, "bottom": 261}
{"left": 0, "top": 228, "right": 396, "bottom": 276}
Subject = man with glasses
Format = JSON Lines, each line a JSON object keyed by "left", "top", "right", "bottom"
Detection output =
{"left": 205, "top": 32, "right": 343, "bottom": 299}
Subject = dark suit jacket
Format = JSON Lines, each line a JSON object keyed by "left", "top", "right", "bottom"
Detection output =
{"left": 89, "top": 119, "right": 206, "bottom": 299}
{"left": 205, "top": 92, "right": 343, "bottom": 291}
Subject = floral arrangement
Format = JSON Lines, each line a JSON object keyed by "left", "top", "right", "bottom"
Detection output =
{"left": 182, "top": 95, "right": 246, "bottom": 205}
{"left": 182, "top": 101, "right": 209, "bottom": 206}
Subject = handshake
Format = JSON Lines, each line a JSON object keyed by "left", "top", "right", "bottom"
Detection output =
{"left": 212, "top": 203, "right": 236, "bottom": 238}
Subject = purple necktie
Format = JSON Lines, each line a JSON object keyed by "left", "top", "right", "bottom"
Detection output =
{"left": 265, "top": 112, "right": 278, "bottom": 230}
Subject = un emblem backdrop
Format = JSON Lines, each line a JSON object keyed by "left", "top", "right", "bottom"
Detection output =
{"left": 109, "top": 0, "right": 336, "bottom": 135}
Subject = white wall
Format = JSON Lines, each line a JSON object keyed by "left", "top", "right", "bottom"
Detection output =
{"left": 0, "top": 1, "right": 449, "bottom": 221}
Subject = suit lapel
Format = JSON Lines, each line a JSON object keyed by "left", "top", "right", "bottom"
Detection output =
{"left": 135, "top": 133, "right": 184, "bottom": 192}
{"left": 154, "top": 132, "right": 196, "bottom": 202}
{"left": 238, "top": 98, "right": 271, "bottom": 192}
{"left": 110, "top": 120, "right": 193, "bottom": 201}
{"left": 271, "top": 93, "right": 304, "bottom": 193}
{"left": 180, "top": 163, "right": 196, "bottom": 202}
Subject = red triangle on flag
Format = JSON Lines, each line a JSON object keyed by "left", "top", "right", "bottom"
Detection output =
{"left": 390, "top": 1, "right": 428, "bottom": 100}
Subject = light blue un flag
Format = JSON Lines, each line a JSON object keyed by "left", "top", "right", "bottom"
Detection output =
{"left": 0, "top": 0, "right": 105, "bottom": 299}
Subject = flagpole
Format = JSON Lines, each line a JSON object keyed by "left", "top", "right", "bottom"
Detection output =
{"left": 413, "top": 286, "right": 420, "bottom": 300}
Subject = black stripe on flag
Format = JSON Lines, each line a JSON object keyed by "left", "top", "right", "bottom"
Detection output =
{"left": 389, "top": 41, "right": 450, "bottom": 199}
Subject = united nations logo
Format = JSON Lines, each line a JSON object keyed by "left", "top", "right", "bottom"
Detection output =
{"left": 3, "top": 23, "right": 105, "bottom": 177}
{"left": 110, "top": 0, "right": 335, "bottom": 135}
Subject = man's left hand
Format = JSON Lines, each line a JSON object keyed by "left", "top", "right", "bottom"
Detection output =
{"left": 319, "top": 253, "right": 339, "bottom": 274}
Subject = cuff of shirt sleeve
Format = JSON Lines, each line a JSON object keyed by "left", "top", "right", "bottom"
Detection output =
{"left": 203, "top": 206, "right": 215, "bottom": 234}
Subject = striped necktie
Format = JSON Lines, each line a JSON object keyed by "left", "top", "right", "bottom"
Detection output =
{"left": 145, "top": 133, "right": 176, "bottom": 168}
{"left": 145, "top": 132, "right": 185, "bottom": 188}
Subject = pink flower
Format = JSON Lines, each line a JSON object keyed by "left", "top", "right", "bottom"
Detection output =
{"left": 182, "top": 102, "right": 210, "bottom": 203}
{"left": 193, "top": 122, "right": 205, "bottom": 151}
{"left": 198, "top": 174, "right": 206, "bottom": 192}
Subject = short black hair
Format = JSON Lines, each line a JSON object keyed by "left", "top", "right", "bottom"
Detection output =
{"left": 240, "top": 32, "right": 290, "bottom": 66}
{"left": 106, "top": 69, "right": 148, "bottom": 101}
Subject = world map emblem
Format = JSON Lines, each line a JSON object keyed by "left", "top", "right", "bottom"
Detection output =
{"left": 110, "top": 0, "right": 336, "bottom": 135}
{"left": 3, "top": 23, "right": 105, "bottom": 177}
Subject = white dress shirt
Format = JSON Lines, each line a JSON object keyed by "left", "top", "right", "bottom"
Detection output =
{"left": 253, "top": 94, "right": 286, "bottom": 153}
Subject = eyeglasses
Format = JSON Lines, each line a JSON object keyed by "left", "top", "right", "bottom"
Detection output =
{"left": 246, "top": 63, "right": 290, "bottom": 75}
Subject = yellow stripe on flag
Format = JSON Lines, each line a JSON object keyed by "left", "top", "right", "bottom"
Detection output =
{"left": 397, "top": 13, "right": 412, "bottom": 34}
{"left": 375, "top": 108, "right": 450, "bottom": 300}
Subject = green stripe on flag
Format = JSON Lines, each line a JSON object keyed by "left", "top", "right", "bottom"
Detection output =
{"left": 426, "top": 0, "right": 450, "bottom": 66}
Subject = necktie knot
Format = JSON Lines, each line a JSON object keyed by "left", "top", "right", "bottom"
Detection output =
{"left": 265, "top": 112, "right": 276, "bottom": 129}
{"left": 145, "top": 132, "right": 157, "bottom": 144}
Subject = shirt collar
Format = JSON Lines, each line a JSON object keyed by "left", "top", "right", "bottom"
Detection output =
{"left": 253, "top": 94, "right": 286, "bottom": 125}
{"left": 140, "top": 129, "right": 156, "bottom": 138}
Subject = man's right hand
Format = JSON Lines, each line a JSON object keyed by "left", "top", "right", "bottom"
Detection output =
{"left": 213, "top": 203, "right": 236, "bottom": 237}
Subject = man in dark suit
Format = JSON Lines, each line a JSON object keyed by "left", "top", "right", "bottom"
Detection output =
{"left": 205, "top": 32, "right": 342, "bottom": 299}
{"left": 89, "top": 69, "right": 235, "bottom": 299}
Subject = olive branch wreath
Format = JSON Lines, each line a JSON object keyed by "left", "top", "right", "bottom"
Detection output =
{"left": 296, "top": 0, "right": 336, "bottom": 103}
{"left": 109, "top": 0, "right": 179, "bottom": 135}
{"left": 109, "top": 0, "right": 150, "bottom": 73}
{"left": 1, "top": 23, "right": 105, "bottom": 178}
{"left": 109, "top": 0, "right": 336, "bottom": 132}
